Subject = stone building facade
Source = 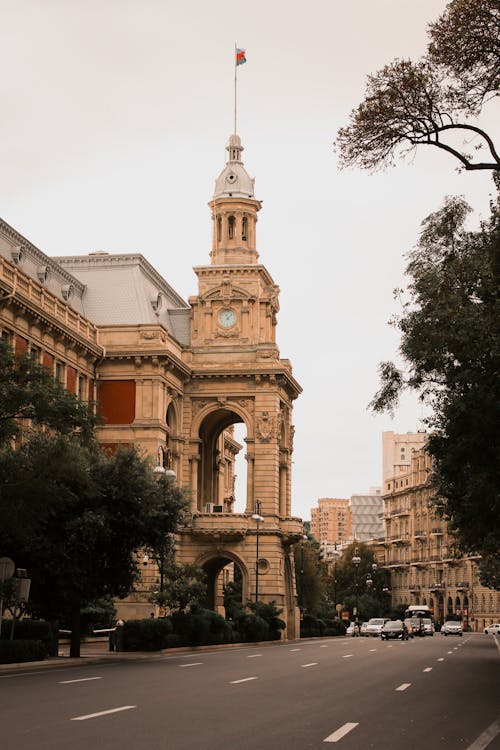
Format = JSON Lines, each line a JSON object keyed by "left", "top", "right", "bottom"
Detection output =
{"left": 382, "top": 447, "right": 499, "bottom": 631}
{"left": 0, "top": 132, "right": 304, "bottom": 637}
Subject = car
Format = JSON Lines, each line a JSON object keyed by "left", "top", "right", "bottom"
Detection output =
{"left": 441, "top": 620, "right": 463, "bottom": 636}
{"left": 404, "top": 617, "right": 424, "bottom": 638}
{"left": 421, "top": 617, "right": 435, "bottom": 636}
{"left": 484, "top": 623, "right": 500, "bottom": 635}
{"left": 345, "top": 622, "right": 355, "bottom": 636}
{"left": 366, "top": 617, "right": 387, "bottom": 637}
{"left": 360, "top": 621, "right": 369, "bottom": 636}
{"left": 381, "top": 619, "right": 408, "bottom": 640}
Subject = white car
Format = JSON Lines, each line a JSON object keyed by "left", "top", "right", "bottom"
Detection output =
{"left": 366, "top": 618, "right": 387, "bottom": 637}
{"left": 345, "top": 622, "right": 355, "bottom": 636}
{"left": 441, "top": 621, "right": 463, "bottom": 636}
{"left": 484, "top": 623, "right": 500, "bottom": 634}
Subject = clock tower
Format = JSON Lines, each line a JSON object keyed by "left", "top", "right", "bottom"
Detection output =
{"left": 176, "top": 133, "right": 303, "bottom": 638}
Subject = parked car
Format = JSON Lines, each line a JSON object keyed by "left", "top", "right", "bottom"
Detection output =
{"left": 484, "top": 623, "right": 500, "bottom": 635}
{"left": 360, "top": 622, "right": 369, "bottom": 636}
{"left": 404, "top": 617, "right": 424, "bottom": 638}
{"left": 345, "top": 622, "right": 355, "bottom": 636}
{"left": 441, "top": 621, "right": 463, "bottom": 636}
{"left": 381, "top": 619, "right": 408, "bottom": 640}
{"left": 366, "top": 617, "right": 387, "bottom": 637}
{"left": 422, "top": 617, "right": 435, "bottom": 636}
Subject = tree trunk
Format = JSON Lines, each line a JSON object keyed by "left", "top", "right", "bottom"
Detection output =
{"left": 69, "top": 596, "right": 81, "bottom": 658}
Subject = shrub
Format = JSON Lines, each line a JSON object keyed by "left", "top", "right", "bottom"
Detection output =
{"left": 248, "top": 601, "right": 285, "bottom": 640}
{"left": 123, "top": 618, "right": 173, "bottom": 651}
{"left": 233, "top": 612, "right": 269, "bottom": 642}
{"left": 0, "top": 639, "right": 46, "bottom": 664}
{"left": 324, "top": 619, "right": 347, "bottom": 637}
{"left": 300, "top": 614, "right": 326, "bottom": 638}
{"left": 1, "top": 619, "right": 57, "bottom": 656}
{"left": 170, "top": 607, "right": 234, "bottom": 646}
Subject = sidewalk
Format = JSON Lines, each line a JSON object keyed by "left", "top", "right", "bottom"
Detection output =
{"left": 0, "top": 639, "right": 160, "bottom": 674}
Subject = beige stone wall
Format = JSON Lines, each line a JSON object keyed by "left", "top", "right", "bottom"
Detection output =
{"left": 383, "top": 447, "right": 499, "bottom": 630}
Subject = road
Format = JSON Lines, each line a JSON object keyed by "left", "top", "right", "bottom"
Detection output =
{"left": 1, "top": 633, "right": 499, "bottom": 750}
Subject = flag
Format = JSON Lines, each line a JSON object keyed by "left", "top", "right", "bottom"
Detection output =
{"left": 236, "top": 48, "right": 246, "bottom": 66}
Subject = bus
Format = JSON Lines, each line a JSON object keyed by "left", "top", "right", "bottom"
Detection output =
{"left": 404, "top": 605, "right": 435, "bottom": 636}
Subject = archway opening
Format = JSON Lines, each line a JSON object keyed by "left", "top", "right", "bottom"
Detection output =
{"left": 197, "top": 408, "right": 248, "bottom": 513}
{"left": 202, "top": 555, "right": 245, "bottom": 617}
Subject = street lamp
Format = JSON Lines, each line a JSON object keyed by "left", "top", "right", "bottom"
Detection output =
{"left": 299, "top": 534, "right": 308, "bottom": 616}
{"left": 352, "top": 547, "right": 361, "bottom": 634}
{"left": 251, "top": 511, "right": 264, "bottom": 603}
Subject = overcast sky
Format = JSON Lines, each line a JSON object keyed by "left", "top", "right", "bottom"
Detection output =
{"left": 1, "top": 1, "right": 497, "bottom": 521}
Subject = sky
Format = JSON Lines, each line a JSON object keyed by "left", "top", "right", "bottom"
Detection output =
{"left": 0, "top": 1, "right": 497, "bottom": 521}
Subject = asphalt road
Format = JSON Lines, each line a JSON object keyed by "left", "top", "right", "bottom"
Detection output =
{"left": 1, "top": 634, "right": 499, "bottom": 750}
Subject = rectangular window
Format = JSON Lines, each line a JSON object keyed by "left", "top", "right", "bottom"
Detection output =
{"left": 66, "top": 366, "right": 77, "bottom": 393}
{"left": 55, "top": 361, "right": 65, "bottom": 385}
{"left": 78, "top": 375, "right": 86, "bottom": 401}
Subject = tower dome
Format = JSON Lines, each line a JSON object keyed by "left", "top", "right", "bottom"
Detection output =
{"left": 213, "top": 134, "right": 256, "bottom": 200}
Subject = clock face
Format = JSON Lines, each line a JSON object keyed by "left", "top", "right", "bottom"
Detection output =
{"left": 219, "top": 308, "right": 237, "bottom": 328}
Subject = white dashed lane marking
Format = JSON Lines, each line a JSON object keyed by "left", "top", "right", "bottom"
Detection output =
{"left": 60, "top": 676, "right": 102, "bottom": 684}
{"left": 324, "top": 722, "right": 359, "bottom": 743}
{"left": 247, "top": 654, "right": 262, "bottom": 658}
{"left": 342, "top": 654, "right": 353, "bottom": 658}
{"left": 396, "top": 683, "right": 411, "bottom": 691}
{"left": 179, "top": 662, "right": 203, "bottom": 667}
{"left": 301, "top": 662, "right": 318, "bottom": 668}
{"left": 230, "top": 677, "right": 258, "bottom": 684}
{"left": 71, "top": 706, "right": 136, "bottom": 721}
{"left": 423, "top": 667, "right": 433, "bottom": 672}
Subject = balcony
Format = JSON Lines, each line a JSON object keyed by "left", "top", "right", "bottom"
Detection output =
{"left": 185, "top": 513, "right": 304, "bottom": 545}
{"left": 430, "top": 527, "right": 444, "bottom": 535}
{"left": 456, "top": 581, "right": 469, "bottom": 591}
{"left": 413, "top": 529, "right": 427, "bottom": 539}
{"left": 429, "top": 582, "right": 445, "bottom": 592}
{"left": 409, "top": 584, "right": 421, "bottom": 593}
{"left": 391, "top": 507, "right": 410, "bottom": 517}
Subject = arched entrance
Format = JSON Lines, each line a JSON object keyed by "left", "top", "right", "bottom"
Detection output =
{"left": 198, "top": 550, "right": 248, "bottom": 615}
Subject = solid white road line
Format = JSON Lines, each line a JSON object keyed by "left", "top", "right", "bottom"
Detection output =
{"left": 324, "top": 722, "right": 359, "bottom": 743}
{"left": 301, "top": 663, "right": 318, "bottom": 668}
{"left": 396, "top": 683, "right": 411, "bottom": 691}
{"left": 60, "top": 677, "right": 103, "bottom": 684}
{"left": 179, "top": 662, "right": 203, "bottom": 667}
{"left": 423, "top": 667, "right": 433, "bottom": 672}
{"left": 466, "top": 719, "right": 500, "bottom": 750}
{"left": 71, "top": 706, "right": 136, "bottom": 721}
{"left": 230, "top": 677, "right": 258, "bottom": 684}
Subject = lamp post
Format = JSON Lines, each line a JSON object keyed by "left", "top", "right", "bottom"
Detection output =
{"left": 352, "top": 547, "right": 361, "bottom": 634}
{"left": 299, "top": 534, "right": 308, "bottom": 617}
{"left": 251, "top": 511, "right": 264, "bottom": 603}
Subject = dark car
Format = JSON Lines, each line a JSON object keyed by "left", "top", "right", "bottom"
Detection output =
{"left": 381, "top": 619, "right": 408, "bottom": 640}
{"left": 404, "top": 617, "right": 424, "bottom": 637}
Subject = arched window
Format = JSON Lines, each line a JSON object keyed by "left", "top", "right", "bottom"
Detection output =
{"left": 228, "top": 215, "right": 235, "bottom": 239}
{"left": 242, "top": 216, "right": 247, "bottom": 241}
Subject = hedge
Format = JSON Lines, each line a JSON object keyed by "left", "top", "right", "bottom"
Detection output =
{"left": 0, "top": 639, "right": 46, "bottom": 664}
{"left": 0, "top": 619, "right": 57, "bottom": 656}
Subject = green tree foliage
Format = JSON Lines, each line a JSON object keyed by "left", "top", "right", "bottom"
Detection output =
{"left": 370, "top": 195, "right": 499, "bottom": 584}
{"left": 335, "top": 0, "right": 499, "bottom": 172}
{"left": 294, "top": 537, "right": 328, "bottom": 617}
{"left": 151, "top": 562, "right": 207, "bottom": 613}
{"left": 0, "top": 433, "right": 190, "bottom": 655}
{"left": 0, "top": 339, "right": 96, "bottom": 446}
{"left": 329, "top": 543, "right": 388, "bottom": 620}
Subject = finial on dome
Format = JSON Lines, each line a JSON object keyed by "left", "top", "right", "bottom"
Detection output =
{"left": 227, "top": 133, "right": 243, "bottom": 163}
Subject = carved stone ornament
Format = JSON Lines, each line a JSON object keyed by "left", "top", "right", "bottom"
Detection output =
{"left": 256, "top": 411, "right": 276, "bottom": 442}
{"left": 192, "top": 398, "right": 212, "bottom": 414}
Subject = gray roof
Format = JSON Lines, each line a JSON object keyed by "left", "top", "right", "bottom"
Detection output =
{"left": 55, "top": 253, "right": 191, "bottom": 345}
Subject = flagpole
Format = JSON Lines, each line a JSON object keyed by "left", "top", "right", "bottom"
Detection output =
{"left": 234, "top": 42, "right": 237, "bottom": 135}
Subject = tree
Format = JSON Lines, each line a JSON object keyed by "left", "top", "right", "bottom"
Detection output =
{"left": 370, "top": 194, "right": 499, "bottom": 584}
{"left": 329, "top": 543, "right": 388, "bottom": 620}
{"left": 294, "top": 537, "right": 328, "bottom": 617}
{"left": 151, "top": 562, "right": 207, "bottom": 613}
{"left": 0, "top": 338, "right": 96, "bottom": 446}
{"left": 0, "top": 434, "right": 190, "bottom": 656}
{"left": 335, "top": 0, "right": 499, "bottom": 172}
